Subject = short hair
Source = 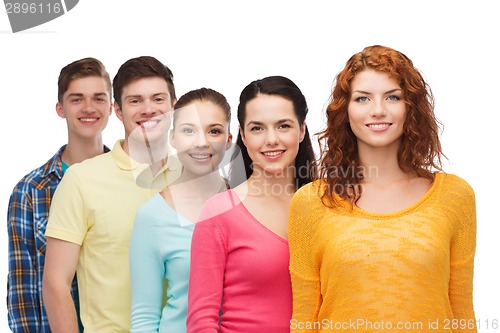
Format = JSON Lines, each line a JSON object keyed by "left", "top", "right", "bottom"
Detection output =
{"left": 113, "top": 56, "right": 175, "bottom": 109}
{"left": 318, "top": 45, "right": 444, "bottom": 204}
{"left": 58, "top": 57, "right": 111, "bottom": 103}
{"left": 173, "top": 87, "right": 231, "bottom": 132}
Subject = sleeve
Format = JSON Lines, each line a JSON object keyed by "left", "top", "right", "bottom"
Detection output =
{"left": 186, "top": 207, "right": 227, "bottom": 333}
{"left": 129, "top": 203, "right": 164, "bottom": 332}
{"left": 288, "top": 185, "right": 322, "bottom": 333}
{"left": 7, "top": 183, "right": 41, "bottom": 332}
{"left": 448, "top": 177, "right": 477, "bottom": 332}
{"left": 45, "top": 168, "right": 87, "bottom": 244}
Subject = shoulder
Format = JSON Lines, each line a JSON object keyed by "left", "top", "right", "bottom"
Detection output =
{"left": 11, "top": 149, "right": 64, "bottom": 193}
{"left": 291, "top": 181, "right": 324, "bottom": 211}
{"left": 436, "top": 172, "right": 475, "bottom": 200}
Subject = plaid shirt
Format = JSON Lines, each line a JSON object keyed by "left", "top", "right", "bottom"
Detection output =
{"left": 7, "top": 145, "right": 109, "bottom": 332}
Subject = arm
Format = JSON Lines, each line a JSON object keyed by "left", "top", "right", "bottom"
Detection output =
{"left": 42, "top": 237, "right": 80, "bottom": 333}
{"left": 448, "top": 178, "right": 477, "bottom": 332}
{"left": 130, "top": 205, "right": 164, "bottom": 332}
{"left": 186, "top": 217, "right": 227, "bottom": 333}
{"left": 7, "top": 185, "right": 42, "bottom": 332}
{"left": 288, "top": 185, "right": 322, "bottom": 333}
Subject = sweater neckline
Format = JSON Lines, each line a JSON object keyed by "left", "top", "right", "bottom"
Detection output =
{"left": 337, "top": 172, "right": 444, "bottom": 219}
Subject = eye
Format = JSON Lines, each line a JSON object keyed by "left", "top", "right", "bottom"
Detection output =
{"left": 95, "top": 97, "right": 106, "bottom": 102}
{"left": 278, "top": 123, "right": 291, "bottom": 129}
{"left": 209, "top": 128, "right": 222, "bottom": 135}
{"left": 70, "top": 98, "right": 82, "bottom": 103}
{"left": 387, "top": 95, "right": 401, "bottom": 101}
{"left": 354, "top": 96, "right": 369, "bottom": 102}
{"left": 250, "top": 126, "right": 262, "bottom": 132}
{"left": 155, "top": 97, "right": 166, "bottom": 103}
{"left": 182, "top": 128, "right": 194, "bottom": 134}
{"left": 129, "top": 99, "right": 140, "bottom": 105}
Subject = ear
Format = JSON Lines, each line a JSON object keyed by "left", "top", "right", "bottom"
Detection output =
{"left": 109, "top": 102, "right": 113, "bottom": 116}
{"left": 114, "top": 101, "right": 124, "bottom": 122}
{"left": 239, "top": 127, "right": 247, "bottom": 147}
{"left": 226, "top": 133, "right": 233, "bottom": 150}
{"left": 55, "top": 102, "right": 65, "bottom": 119}
{"left": 299, "top": 121, "right": 306, "bottom": 143}
{"left": 169, "top": 129, "right": 176, "bottom": 149}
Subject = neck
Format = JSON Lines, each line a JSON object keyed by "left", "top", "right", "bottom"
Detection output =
{"left": 176, "top": 169, "right": 226, "bottom": 195}
{"left": 246, "top": 166, "right": 296, "bottom": 198}
{"left": 122, "top": 137, "right": 169, "bottom": 175}
{"left": 357, "top": 143, "right": 410, "bottom": 184}
{"left": 62, "top": 136, "right": 104, "bottom": 166}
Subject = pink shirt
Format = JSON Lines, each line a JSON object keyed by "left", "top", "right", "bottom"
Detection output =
{"left": 187, "top": 190, "right": 292, "bottom": 333}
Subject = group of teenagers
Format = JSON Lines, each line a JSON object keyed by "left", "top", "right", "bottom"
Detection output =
{"left": 7, "top": 45, "right": 477, "bottom": 333}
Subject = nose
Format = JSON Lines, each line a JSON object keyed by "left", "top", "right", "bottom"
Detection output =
{"left": 265, "top": 128, "right": 279, "bottom": 145}
{"left": 82, "top": 97, "right": 97, "bottom": 113}
{"left": 141, "top": 99, "right": 156, "bottom": 116}
{"left": 194, "top": 132, "right": 209, "bottom": 148}
{"left": 370, "top": 99, "right": 387, "bottom": 117}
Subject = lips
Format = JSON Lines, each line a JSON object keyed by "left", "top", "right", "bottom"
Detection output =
{"left": 138, "top": 119, "right": 160, "bottom": 129}
{"left": 262, "top": 150, "right": 285, "bottom": 158}
{"left": 189, "top": 153, "right": 212, "bottom": 160}
{"left": 79, "top": 117, "right": 99, "bottom": 124}
{"left": 366, "top": 122, "right": 391, "bottom": 129}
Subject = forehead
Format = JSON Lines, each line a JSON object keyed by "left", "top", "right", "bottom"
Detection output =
{"left": 65, "top": 76, "right": 109, "bottom": 95}
{"left": 245, "top": 94, "right": 297, "bottom": 123}
{"left": 175, "top": 100, "right": 227, "bottom": 125}
{"left": 351, "top": 69, "right": 401, "bottom": 92}
{"left": 122, "top": 76, "right": 170, "bottom": 97}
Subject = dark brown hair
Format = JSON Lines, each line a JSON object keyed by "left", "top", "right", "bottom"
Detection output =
{"left": 112, "top": 56, "right": 175, "bottom": 109}
{"left": 173, "top": 87, "right": 231, "bottom": 132}
{"left": 231, "top": 75, "right": 316, "bottom": 189}
{"left": 58, "top": 57, "right": 111, "bottom": 103}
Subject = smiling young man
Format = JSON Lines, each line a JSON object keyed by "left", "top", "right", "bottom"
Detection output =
{"left": 42, "top": 56, "right": 181, "bottom": 333}
{"left": 7, "top": 57, "right": 112, "bottom": 333}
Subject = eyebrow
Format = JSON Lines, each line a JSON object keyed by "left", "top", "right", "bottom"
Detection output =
{"left": 66, "top": 92, "right": 108, "bottom": 98}
{"left": 178, "top": 122, "right": 225, "bottom": 127}
{"left": 246, "top": 118, "right": 294, "bottom": 127}
{"left": 125, "top": 92, "right": 169, "bottom": 99}
{"left": 352, "top": 88, "right": 402, "bottom": 95}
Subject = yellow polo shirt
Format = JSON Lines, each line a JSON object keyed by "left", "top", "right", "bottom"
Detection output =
{"left": 46, "top": 140, "right": 180, "bottom": 332}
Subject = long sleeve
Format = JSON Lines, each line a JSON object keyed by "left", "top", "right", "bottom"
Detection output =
{"left": 7, "top": 184, "right": 45, "bottom": 332}
{"left": 130, "top": 204, "right": 164, "bottom": 332}
{"left": 288, "top": 184, "right": 322, "bottom": 333}
{"left": 447, "top": 176, "right": 477, "bottom": 332}
{"left": 187, "top": 215, "right": 227, "bottom": 333}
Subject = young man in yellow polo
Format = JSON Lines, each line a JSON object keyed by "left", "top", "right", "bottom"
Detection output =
{"left": 42, "top": 56, "right": 181, "bottom": 333}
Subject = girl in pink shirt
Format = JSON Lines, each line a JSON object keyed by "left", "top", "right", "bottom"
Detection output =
{"left": 187, "top": 76, "right": 316, "bottom": 333}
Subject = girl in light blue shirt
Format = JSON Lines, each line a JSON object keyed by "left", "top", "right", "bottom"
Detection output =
{"left": 129, "top": 88, "right": 232, "bottom": 332}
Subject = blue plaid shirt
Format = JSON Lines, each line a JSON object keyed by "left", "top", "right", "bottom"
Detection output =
{"left": 7, "top": 145, "right": 108, "bottom": 332}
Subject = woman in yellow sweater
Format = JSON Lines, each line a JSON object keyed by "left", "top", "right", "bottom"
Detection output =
{"left": 288, "top": 45, "right": 477, "bottom": 333}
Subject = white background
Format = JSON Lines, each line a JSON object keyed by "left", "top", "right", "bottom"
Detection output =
{"left": 1, "top": 0, "right": 499, "bottom": 331}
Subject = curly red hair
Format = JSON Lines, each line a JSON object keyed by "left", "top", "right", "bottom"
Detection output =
{"left": 317, "top": 45, "right": 444, "bottom": 205}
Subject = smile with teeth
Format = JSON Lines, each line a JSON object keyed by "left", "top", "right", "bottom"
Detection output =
{"left": 190, "top": 153, "right": 212, "bottom": 160}
{"left": 138, "top": 120, "right": 160, "bottom": 129}
{"left": 262, "top": 150, "right": 285, "bottom": 157}
{"left": 80, "top": 117, "right": 98, "bottom": 123}
{"left": 367, "top": 123, "right": 391, "bottom": 129}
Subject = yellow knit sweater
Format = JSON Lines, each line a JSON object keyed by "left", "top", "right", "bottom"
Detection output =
{"left": 288, "top": 172, "right": 476, "bottom": 332}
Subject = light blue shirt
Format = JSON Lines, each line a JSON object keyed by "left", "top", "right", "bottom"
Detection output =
{"left": 130, "top": 193, "right": 194, "bottom": 333}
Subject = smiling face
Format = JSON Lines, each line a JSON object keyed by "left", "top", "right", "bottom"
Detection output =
{"left": 114, "top": 77, "right": 174, "bottom": 153}
{"left": 348, "top": 69, "right": 406, "bottom": 153}
{"left": 170, "top": 100, "right": 232, "bottom": 178}
{"left": 241, "top": 94, "right": 305, "bottom": 176}
{"left": 56, "top": 76, "right": 112, "bottom": 141}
